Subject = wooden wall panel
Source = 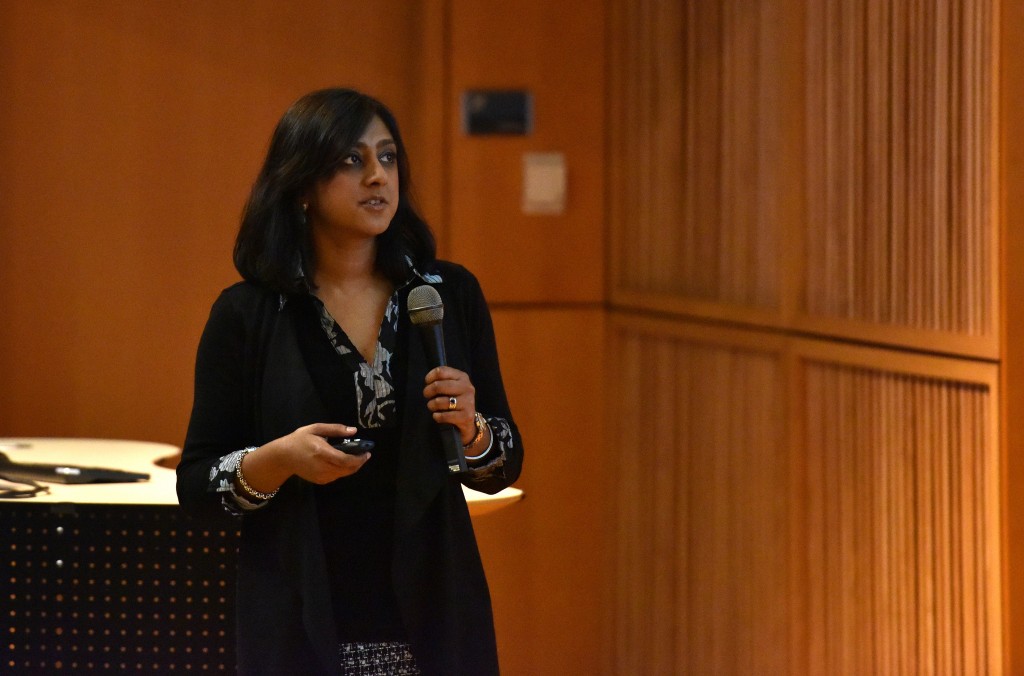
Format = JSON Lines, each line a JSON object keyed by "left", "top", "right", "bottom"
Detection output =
{"left": 1000, "top": 0, "right": 1024, "bottom": 668}
{"left": 800, "top": 0, "right": 998, "bottom": 357}
{"left": 607, "top": 0, "right": 1014, "bottom": 671}
{"left": 610, "top": 314, "right": 1003, "bottom": 675}
{"left": 608, "top": 0, "right": 804, "bottom": 320}
{"left": 798, "top": 355, "right": 1001, "bottom": 675}
{"left": 608, "top": 0, "right": 999, "bottom": 359}
{"left": 476, "top": 308, "right": 607, "bottom": 676}
{"left": 0, "top": 0, "right": 445, "bottom": 442}
{"left": 609, "top": 315, "right": 791, "bottom": 675}
{"left": 446, "top": 0, "right": 605, "bottom": 304}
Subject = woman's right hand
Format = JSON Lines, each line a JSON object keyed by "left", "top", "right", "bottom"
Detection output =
{"left": 240, "top": 423, "right": 371, "bottom": 494}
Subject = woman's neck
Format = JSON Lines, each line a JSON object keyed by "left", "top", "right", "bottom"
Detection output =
{"left": 311, "top": 234, "right": 379, "bottom": 289}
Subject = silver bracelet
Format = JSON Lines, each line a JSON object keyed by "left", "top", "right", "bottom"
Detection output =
{"left": 464, "top": 419, "right": 495, "bottom": 462}
{"left": 236, "top": 447, "right": 278, "bottom": 500}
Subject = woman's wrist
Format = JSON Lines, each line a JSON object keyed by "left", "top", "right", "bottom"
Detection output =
{"left": 463, "top": 412, "right": 486, "bottom": 448}
{"left": 236, "top": 444, "right": 290, "bottom": 499}
{"left": 236, "top": 447, "right": 277, "bottom": 500}
{"left": 464, "top": 412, "right": 493, "bottom": 463}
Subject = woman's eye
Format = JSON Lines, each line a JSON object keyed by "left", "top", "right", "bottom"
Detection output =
{"left": 380, "top": 151, "right": 397, "bottom": 165}
{"left": 342, "top": 152, "right": 362, "bottom": 166}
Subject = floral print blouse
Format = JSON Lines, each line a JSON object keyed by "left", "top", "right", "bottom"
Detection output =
{"left": 208, "top": 267, "right": 514, "bottom": 514}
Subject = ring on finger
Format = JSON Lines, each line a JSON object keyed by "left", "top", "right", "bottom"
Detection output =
{"left": 448, "top": 396, "right": 458, "bottom": 411}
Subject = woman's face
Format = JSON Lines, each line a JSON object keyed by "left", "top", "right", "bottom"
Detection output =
{"left": 307, "top": 115, "right": 399, "bottom": 245}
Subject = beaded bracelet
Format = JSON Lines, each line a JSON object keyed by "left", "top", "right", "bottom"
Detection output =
{"left": 236, "top": 447, "right": 279, "bottom": 501}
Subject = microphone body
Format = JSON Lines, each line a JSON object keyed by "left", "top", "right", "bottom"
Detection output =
{"left": 408, "top": 285, "right": 468, "bottom": 474}
{"left": 419, "top": 321, "right": 449, "bottom": 371}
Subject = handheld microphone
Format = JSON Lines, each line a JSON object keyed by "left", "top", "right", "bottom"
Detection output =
{"left": 407, "top": 284, "right": 468, "bottom": 474}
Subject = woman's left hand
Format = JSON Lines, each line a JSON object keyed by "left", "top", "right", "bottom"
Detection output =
{"left": 423, "top": 366, "right": 478, "bottom": 445}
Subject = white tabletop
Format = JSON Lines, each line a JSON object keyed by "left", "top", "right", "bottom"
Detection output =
{"left": 0, "top": 438, "right": 522, "bottom": 515}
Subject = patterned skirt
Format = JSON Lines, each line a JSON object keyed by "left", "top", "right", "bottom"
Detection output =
{"left": 339, "top": 641, "right": 421, "bottom": 675}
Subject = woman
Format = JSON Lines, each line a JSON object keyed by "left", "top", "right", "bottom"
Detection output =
{"left": 176, "top": 88, "right": 523, "bottom": 675}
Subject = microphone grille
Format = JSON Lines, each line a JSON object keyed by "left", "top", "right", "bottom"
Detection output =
{"left": 407, "top": 285, "right": 444, "bottom": 326}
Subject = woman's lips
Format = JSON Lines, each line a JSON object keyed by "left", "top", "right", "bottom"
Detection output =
{"left": 360, "top": 197, "right": 388, "bottom": 210}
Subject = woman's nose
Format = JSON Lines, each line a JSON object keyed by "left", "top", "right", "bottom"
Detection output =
{"left": 364, "top": 159, "right": 388, "bottom": 185}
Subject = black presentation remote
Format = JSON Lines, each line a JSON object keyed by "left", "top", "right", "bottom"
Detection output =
{"left": 330, "top": 438, "right": 375, "bottom": 454}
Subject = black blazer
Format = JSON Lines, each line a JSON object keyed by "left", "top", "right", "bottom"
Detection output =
{"left": 177, "top": 262, "right": 523, "bottom": 675}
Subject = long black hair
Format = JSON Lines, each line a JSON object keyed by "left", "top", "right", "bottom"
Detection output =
{"left": 233, "top": 88, "right": 436, "bottom": 293}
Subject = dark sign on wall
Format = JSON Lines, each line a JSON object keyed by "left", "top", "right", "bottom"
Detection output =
{"left": 461, "top": 90, "right": 533, "bottom": 135}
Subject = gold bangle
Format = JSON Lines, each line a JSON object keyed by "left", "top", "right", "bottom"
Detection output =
{"left": 464, "top": 412, "right": 487, "bottom": 450}
{"left": 236, "top": 447, "right": 278, "bottom": 501}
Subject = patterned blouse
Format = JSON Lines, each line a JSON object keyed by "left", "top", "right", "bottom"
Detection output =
{"left": 207, "top": 266, "right": 514, "bottom": 514}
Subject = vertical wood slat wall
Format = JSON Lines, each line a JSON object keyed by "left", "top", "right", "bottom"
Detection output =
{"left": 611, "top": 318, "right": 791, "bottom": 674}
{"left": 797, "top": 347, "right": 1001, "bottom": 674}
{"left": 606, "top": 0, "right": 1003, "bottom": 673}
{"left": 609, "top": 318, "right": 1001, "bottom": 674}
{"left": 799, "top": 0, "right": 997, "bottom": 356}
{"left": 609, "top": 0, "right": 998, "bottom": 359}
